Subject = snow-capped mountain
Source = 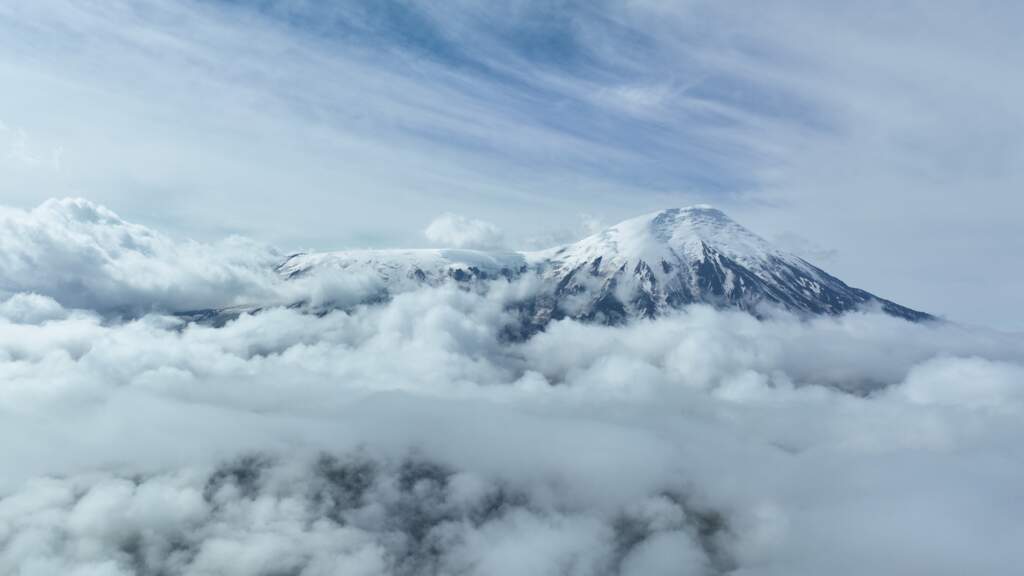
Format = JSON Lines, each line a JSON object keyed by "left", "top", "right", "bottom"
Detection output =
{"left": 266, "top": 206, "right": 931, "bottom": 333}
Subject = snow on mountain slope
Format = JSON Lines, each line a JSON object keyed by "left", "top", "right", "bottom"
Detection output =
{"left": 265, "top": 206, "right": 931, "bottom": 331}
{"left": 527, "top": 205, "right": 791, "bottom": 273}
{"left": 277, "top": 249, "right": 526, "bottom": 288}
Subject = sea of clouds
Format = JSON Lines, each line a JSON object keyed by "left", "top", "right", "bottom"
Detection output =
{"left": 1, "top": 199, "right": 1023, "bottom": 575}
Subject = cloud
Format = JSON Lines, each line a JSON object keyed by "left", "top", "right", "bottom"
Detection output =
{"left": 424, "top": 213, "right": 506, "bottom": 250}
{"left": 0, "top": 293, "right": 67, "bottom": 324}
{"left": 2, "top": 0, "right": 1022, "bottom": 568}
{"left": 3, "top": 1, "right": 1023, "bottom": 327}
{"left": 0, "top": 198, "right": 386, "bottom": 315}
{"left": 0, "top": 121, "right": 61, "bottom": 169}
{"left": 0, "top": 0, "right": 677, "bottom": 252}
{"left": 771, "top": 232, "right": 839, "bottom": 265}
{"left": 1, "top": 249, "right": 1023, "bottom": 574}
{"left": 592, "top": 83, "right": 679, "bottom": 117}
{"left": 0, "top": 198, "right": 282, "bottom": 313}
{"left": 898, "top": 356, "right": 1024, "bottom": 411}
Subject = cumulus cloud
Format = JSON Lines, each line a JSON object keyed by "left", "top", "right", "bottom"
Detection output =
{"left": 424, "top": 213, "right": 506, "bottom": 250}
{"left": 1, "top": 270, "right": 1024, "bottom": 573}
{"left": 0, "top": 198, "right": 386, "bottom": 315}
{"left": 0, "top": 293, "right": 67, "bottom": 324}
{"left": 0, "top": 198, "right": 285, "bottom": 313}
{"left": 0, "top": 198, "right": 1022, "bottom": 574}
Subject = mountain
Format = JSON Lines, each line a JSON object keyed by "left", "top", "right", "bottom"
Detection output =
{"left": 260, "top": 206, "right": 931, "bottom": 334}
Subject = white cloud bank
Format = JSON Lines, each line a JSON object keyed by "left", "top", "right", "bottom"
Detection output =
{"left": 0, "top": 198, "right": 385, "bottom": 315}
{"left": 424, "top": 213, "right": 506, "bottom": 251}
{"left": 0, "top": 198, "right": 1022, "bottom": 575}
{"left": 0, "top": 198, "right": 282, "bottom": 313}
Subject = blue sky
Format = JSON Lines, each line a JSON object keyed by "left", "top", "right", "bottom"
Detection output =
{"left": 1, "top": 0, "right": 1022, "bottom": 328}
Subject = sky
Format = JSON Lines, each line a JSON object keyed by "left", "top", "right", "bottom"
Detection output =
{"left": 2, "top": 1, "right": 1023, "bottom": 328}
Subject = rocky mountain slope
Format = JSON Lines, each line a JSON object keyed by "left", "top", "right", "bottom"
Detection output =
{"left": 262, "top": 206, "right": 930, "bottom": 334}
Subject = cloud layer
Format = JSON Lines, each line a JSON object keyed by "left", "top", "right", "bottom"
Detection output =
{"left": 0, "top": 198, "right": 388, "bottom": 315}
{"left": 424, "top": 213, "right": 505, "bottom": 250}
{"left": 1, "top": 200, "right": 1022, "bottom": 574}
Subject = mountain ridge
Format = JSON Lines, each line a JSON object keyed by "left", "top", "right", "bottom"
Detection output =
{"left": 259, "top": 206, "right": 932, "bottom": 333}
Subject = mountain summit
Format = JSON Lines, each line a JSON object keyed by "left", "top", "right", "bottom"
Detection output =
{"left": 271, "top": 206, "right": 931, "bottom": 332}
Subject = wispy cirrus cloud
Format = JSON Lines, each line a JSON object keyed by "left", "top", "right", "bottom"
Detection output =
{"left": 1, "top": 1, "right": 1022, "bottom": 327}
